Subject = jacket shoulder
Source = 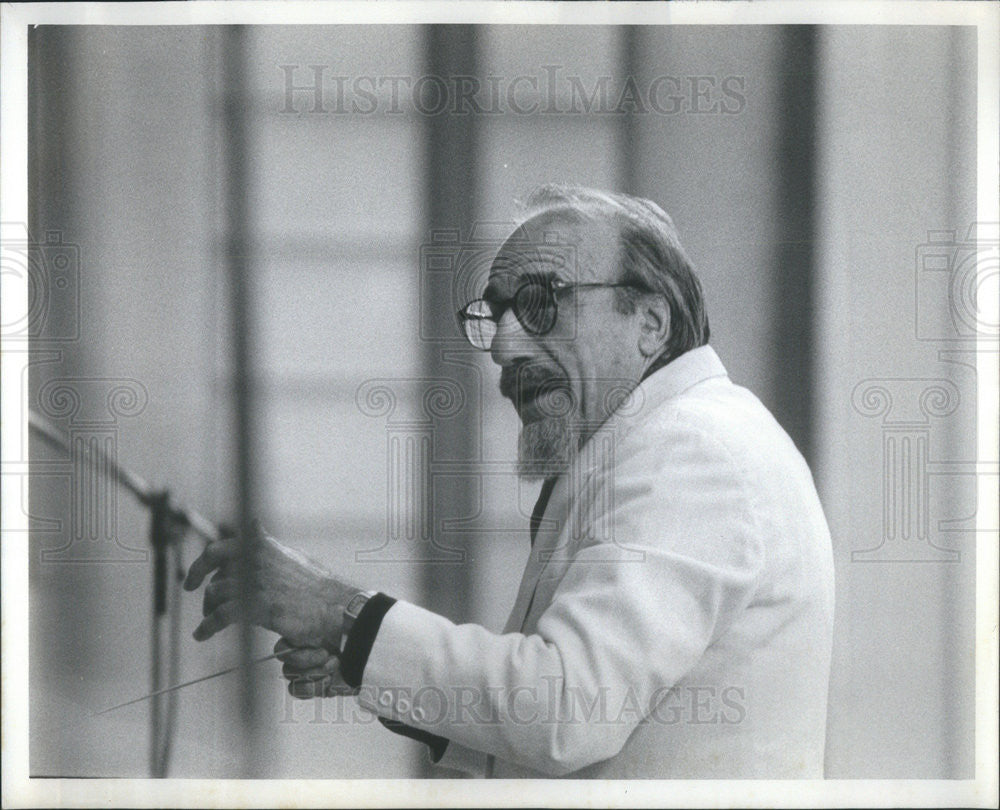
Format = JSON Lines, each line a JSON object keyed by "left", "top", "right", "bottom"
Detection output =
{"left": 625, "top": 375, "right": 809, "bottom": 478}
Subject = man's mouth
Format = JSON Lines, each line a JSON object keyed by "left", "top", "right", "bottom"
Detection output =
{"left": 500, "top": 365, "right": 572, "bottom": 423}
{"left": 521, "top": 387, "right": 571, "bottom": 422}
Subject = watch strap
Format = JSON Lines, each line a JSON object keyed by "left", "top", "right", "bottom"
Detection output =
{"left": 340, "top": 592, "right": 397, "bottom": 688}
{"left": 340, "top": 590, "right": 376, "bottom": 653}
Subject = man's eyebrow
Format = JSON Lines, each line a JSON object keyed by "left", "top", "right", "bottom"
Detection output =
{"left": 482, "top": 269, "right": 557, "bottom": 305}
{"left": 482, "top": 279, "right": 505, "bottom": 305}
{"left": 481, "top": 270, "right": 519, "bottom": 304}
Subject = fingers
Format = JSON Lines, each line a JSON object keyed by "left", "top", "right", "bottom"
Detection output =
{"left": 280, "top": 646, "right": 344, "bottom": 701}
{"left": 192, "top": 601, "right": 239, "bottom": 641}
{"left": 188, "top": 522, "right": 333, "bottom": 648}
{"left": 273, "top": 637, "right": 295, "bottom": 658}
{"left": 184, "top": 538, "right": 238, "bottom": 592}
{"left": 276, "top": 645, "right": 330, "bottom": 670}
{"left": 203, "top": 577, "right": 237, "bottom": 617}
{"left": 184, "top": 521, "right": 269, "bottom": 593}
{"left": 286, "top": 657, "right": 354, "bottom": 700}
{"left": 282, "top": 653, "right": 339, "bottom": 679}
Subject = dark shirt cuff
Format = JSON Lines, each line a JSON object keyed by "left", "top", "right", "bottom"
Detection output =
{"left": 379, "top": 718, "right": 449, "bottom": 763}
{"left": 340, "top": 592, "right": 396, "bottom": 688}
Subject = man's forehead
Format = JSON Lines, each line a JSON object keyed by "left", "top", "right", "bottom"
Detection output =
{"left": 485, "top": 217, "right": 589, "bottom": 292}
{"left": 489, "top": 247, "right": 567, "bottom": 278}
{"left": 483, "top": 250, "right": 565, "bottom": 302}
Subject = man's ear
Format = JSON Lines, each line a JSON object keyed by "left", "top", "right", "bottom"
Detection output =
{"left": 636, "top": 294, "right": 671, "bottom": 359}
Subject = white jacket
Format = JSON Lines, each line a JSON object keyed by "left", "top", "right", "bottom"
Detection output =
{"left": 355, "top": 346, "right": 835, "bottom": 778}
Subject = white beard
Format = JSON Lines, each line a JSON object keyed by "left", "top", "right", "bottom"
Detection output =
{"left": 517, "top": 416, "right": 576, "bottom": 481}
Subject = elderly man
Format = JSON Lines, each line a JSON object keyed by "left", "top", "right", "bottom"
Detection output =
{"left": 185, "top": 186, "right": 835, "bottom": 778}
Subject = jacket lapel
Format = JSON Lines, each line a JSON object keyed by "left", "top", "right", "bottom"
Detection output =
{"left": 503, "top": 437, "right": 611, "bottom": 633}
{"left": 502, "top": 346, "right": 730, "bottom": 634}
{"left": 503, "top": 473, "right": 573, "bottom": 633}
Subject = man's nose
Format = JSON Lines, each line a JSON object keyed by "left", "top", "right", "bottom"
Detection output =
{"left": 490, "top": 307, "right": 534, "bottom": 367}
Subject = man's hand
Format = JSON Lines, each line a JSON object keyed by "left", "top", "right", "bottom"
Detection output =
{"left": 274, "top": 638, "right": 356, "bottom": 699}
{"left": 183, "top": 519, "right": 354, "bottom": 651}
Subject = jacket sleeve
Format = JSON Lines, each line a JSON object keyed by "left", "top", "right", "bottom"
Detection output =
{"left": 351, "top": 422, "right": 765, "bottom": 776}
{"left": 341, "top": 593, "right": 459, "bottom": 766}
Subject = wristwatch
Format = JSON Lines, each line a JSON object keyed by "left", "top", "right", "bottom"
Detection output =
{"left": 340, "top": 590, "right": 376, "bottom": 654}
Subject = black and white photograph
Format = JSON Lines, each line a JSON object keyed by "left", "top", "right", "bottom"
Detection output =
{"left": 1, "top": 1, "right": 997, "bottom": 807}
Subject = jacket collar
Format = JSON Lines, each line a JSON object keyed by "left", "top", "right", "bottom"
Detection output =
{"left": 622, "top": 344, "right": 729, "bottom": 432}
{"left": 510, "top": 346, "right": 730, "bottom": 631}
{"left": 532, "top": 345, "right": 728, "bottom": 550}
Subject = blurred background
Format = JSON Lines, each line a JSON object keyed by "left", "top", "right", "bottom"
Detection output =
{"left": 23, "top": 24, "right": 979, "bottom": 778}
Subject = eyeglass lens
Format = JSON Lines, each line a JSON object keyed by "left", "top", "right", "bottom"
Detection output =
{"left": 461, "top": 279, "right": 559, "bottom": 349}
{"left": 462, "top": 299, "right": 496, "bottom": 349}
{"left": 513, "top": 280, "right": 556, "bottom": 334}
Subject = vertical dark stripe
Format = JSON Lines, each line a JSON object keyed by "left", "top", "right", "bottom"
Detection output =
{"left": 420, "top": 24, "right": 480, "bottom": 776}
{"left": 774, "top": 26, "right": 818, "bottom": 466}
{"left": 29, "top": 28, "right": 78, "bottom": 280}
{"left": 28, "top": 28, "right": 104, "bottom": 777}
{"left": 421, "top": 23, "right": 479, "bottom": 620}
{"left": 220, "top": 25, "right": 262, "bottom": 776}
{"left": 28, "top": 27, "right": 41, "bottom": 242}
{"left": 620, "top": 25, "right": 642, "bottom": 196}
{"left": 942, "top": 25, "right": 976, "bottom": 780}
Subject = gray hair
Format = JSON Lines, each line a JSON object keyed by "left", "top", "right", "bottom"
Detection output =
{"left": 519, "top": 184, "right": 710, "bottom": 371}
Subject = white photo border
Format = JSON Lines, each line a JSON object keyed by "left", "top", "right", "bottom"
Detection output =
{"left": 2, "top": 2, "right": 997, "bottom": 807}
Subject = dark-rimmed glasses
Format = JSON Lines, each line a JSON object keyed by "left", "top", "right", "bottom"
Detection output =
{"left": 457, "top": 277, "right": 641, "bottom": 351}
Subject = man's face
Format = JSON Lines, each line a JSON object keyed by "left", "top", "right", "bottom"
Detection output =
{"left": 484, "top": 214, "right": 646, "bottom": 479}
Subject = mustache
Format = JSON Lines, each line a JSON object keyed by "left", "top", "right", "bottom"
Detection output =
{"left": 499, "top": 363, "right": 568, "bottom": 403}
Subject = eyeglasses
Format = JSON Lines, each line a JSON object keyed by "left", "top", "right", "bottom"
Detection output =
{"left": 457, "top": 276, "right": 641, "bottom": 351}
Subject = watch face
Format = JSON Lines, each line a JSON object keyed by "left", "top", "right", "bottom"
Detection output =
{"left": 346, "top": 593, "right": 369, "bottom": 615}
